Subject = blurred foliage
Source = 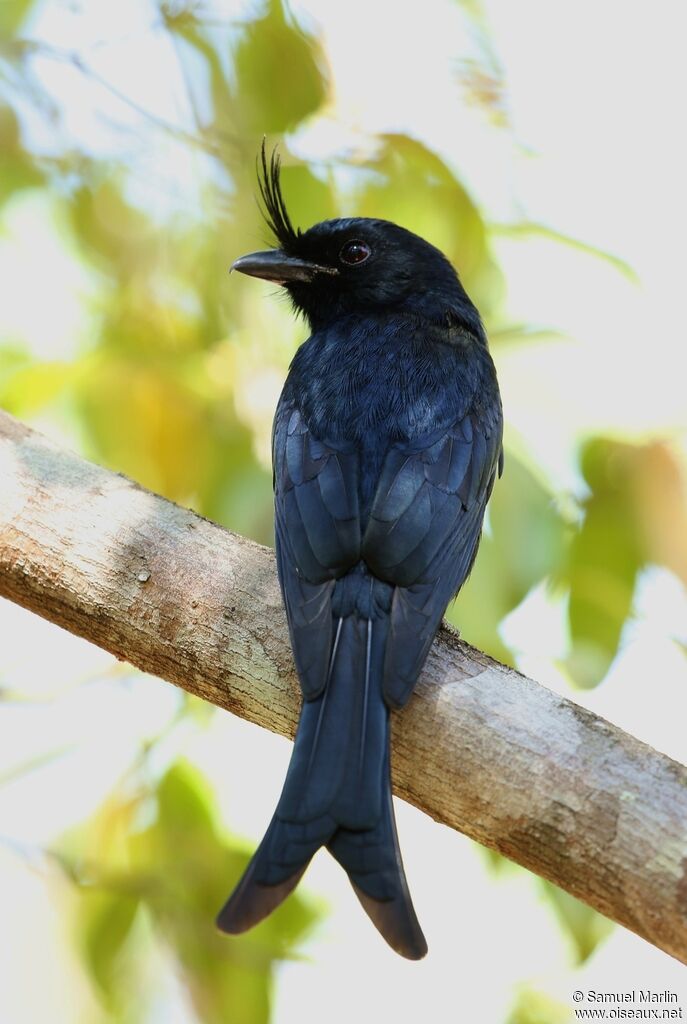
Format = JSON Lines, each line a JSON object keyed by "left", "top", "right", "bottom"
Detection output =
{"left": 1, "top": 0, "right": 686, "bottom": 1017}
{"left": 0, "top": 103, "right": 43, "bottom": 205}
{"left": 564, "top": 438, "right": 687, "bottom": 687}
{"left": 540, "top": 881, "right": 614, "bottom": 964}
{"left": 452, "top": 450, "right": 569, "bottom": 662}
{"left": 0, "top": 0, "right": 35, "bottom": 36}
{"left": 507, "top": 987, "right": 572, "bottom": 1024}
{"left": 478, "top": 841, "right": 614, "bottom": 970}
{"left": 59, "top": 760, "right": 317, "bottom": 1023}
{"left": 353, "top": 133, "right": 504, "bottom": 316}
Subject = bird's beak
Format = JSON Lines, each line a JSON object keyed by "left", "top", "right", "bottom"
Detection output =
{"left": 230, "top": 249, "right": 338, "bottom": 285}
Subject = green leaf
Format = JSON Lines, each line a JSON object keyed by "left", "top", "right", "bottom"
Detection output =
{"left": 274, "top": 160, "right": 337, "bottom": 233}
{"left": 541, "top": 880, "right": 614, "bottom": 963}
{"left": 0, "top": 105, "right": 44, "bottom": 208}
{"left": 490, "top": 454, "right": 568, "bottom": 595}
{"left": 565, "top": 437, "right": 687, "bottom": 686}
{"left": 69, "top": 179, "right": 157, "bottom": 278}
{"left": 155, "top": 760, "right": 216, "bottom": 834}
{"left": 0, "top": 360, "right": 74, "bottom": 414}
{"left": 450, "top": 450, "right": 568, "bottom": 662}
{"left": 352, "top": 133, "right": 504, "bottom": 318}
{"left": 61, "top": 760, "right": 321, "bottom": 1024}
{"left": 507, "top": 986, "right": 572, "bottom": 1024}
{"left": 128, "top": 761, "right": 319, "bottom": 1024}
{"left": 478, "top": 844, "right": 522, "bottom": 876}
{"left": 0, "top": 0, "right": 37, "bottom": 36}
{"left": 565, "top": 439, "right": 644, "bottom": 687}
{"left": 80, "top": 889, "right": 139, "bottom": 1004}
{"left": 233, "top": 0, "right": 327, "bottom": 134}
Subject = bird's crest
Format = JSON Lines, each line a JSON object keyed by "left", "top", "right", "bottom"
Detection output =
{"left": 257, "top": 140, "right": 301, "bottom": 252}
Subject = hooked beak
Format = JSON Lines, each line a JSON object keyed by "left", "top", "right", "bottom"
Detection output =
{"left": 230, "top": 249, "right": 338, "bottom": 285}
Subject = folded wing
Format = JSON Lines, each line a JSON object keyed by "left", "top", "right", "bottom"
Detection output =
{"left": 363, "top": 407, "right": 503, "bottom": 708}
{"left": 272, "top": 403, "right": 361, "bottom": 699}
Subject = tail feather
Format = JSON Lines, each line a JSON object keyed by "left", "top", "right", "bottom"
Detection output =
{"left": 329, "top": 770, "right": 427, "bottom": 960}
{"left": 216, "top": 846, "right": 307, "bottom": 933}
{"left": 216, "top": 615, "right": 427, "bottom": 959}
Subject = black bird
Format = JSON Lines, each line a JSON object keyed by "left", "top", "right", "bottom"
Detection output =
{"left": 217, "top": 146, "right": 503, "bottom": 960}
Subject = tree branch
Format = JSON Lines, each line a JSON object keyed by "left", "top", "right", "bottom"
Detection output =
{"left": 1, "top": 408, "right": 686, "bottom": 963}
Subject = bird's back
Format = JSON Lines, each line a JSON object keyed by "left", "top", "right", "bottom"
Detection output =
{"left": 282, "top": 312, "right": 499, "bottom": 525}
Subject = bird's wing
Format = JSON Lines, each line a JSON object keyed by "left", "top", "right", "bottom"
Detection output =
{"left": 272, "top": 400, "right": 361, "bottom": 699}
{"left": 362, "top": 401, "right": 503, "bottom": 708}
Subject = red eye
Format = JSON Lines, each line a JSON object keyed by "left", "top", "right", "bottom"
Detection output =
{"left": 339, "top": 239, "right": 372, "bottom": 265}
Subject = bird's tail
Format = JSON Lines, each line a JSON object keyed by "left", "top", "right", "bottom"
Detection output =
{"left": 216, "top": 615, "right": 427, "bottom": 960}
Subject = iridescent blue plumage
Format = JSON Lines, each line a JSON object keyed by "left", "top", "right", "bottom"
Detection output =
{"left": 217, "top": 147, "right": 503, "bottom": 959}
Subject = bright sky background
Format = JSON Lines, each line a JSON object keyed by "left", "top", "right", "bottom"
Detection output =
{"left": 1, "top": 0, "right": 686, "bottom": 1021}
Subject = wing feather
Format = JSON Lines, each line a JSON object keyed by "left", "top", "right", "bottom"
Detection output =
{"left": 273, "top": 376, "right": 502, "bottom": 709}
{"left": 362, "top": 408, "right": 502, "bottom": 707}
{"left": 273, "top": 401, "right": 361, "bottom": 699}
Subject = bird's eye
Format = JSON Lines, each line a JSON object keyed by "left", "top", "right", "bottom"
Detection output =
{"left": 339, "top": 239, "right": 372, "bottom": 266}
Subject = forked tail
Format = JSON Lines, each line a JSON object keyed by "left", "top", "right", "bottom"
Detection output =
{"left": 216, "top": 615, "right": 427, "bottom": 960}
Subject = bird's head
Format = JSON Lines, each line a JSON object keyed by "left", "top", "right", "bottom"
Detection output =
{"left": 231, "top": 144, "right": 485, "bottom": 338}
